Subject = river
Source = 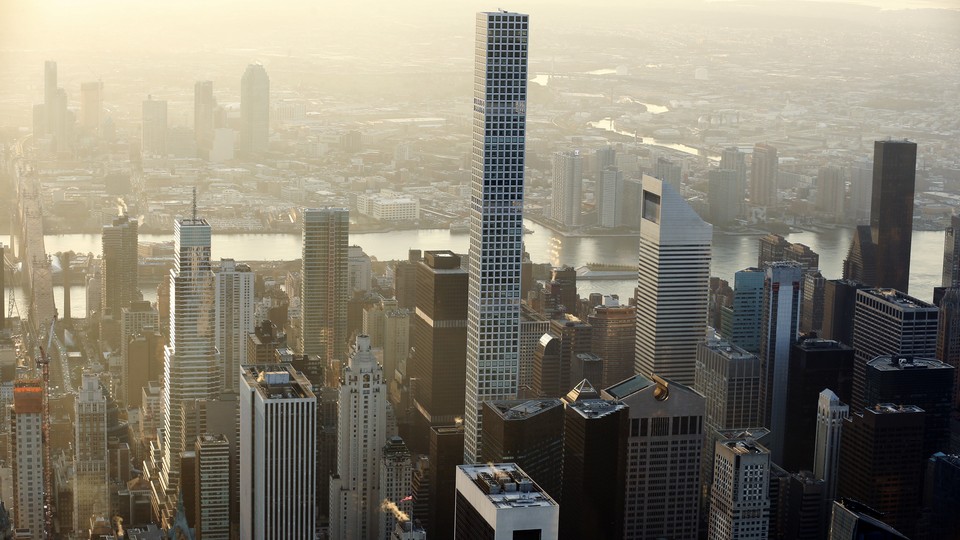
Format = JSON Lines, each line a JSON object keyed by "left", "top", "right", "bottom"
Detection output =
{"left": 17, "top": 221, "right": 947, "bottom": 319}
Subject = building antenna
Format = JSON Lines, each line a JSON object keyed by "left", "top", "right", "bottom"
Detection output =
{"left": 192, "top": 186, "right": 197, "bottom": 221}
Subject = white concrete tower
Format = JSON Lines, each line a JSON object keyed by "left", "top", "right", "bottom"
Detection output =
{"left": 464, "top": 9, "right": 530, "bottom": 464}
{"left": 813, "top": 388, "right": 848, "bottom": 501}
{"left": 214, "top": 258, "right": 255, "bottom": 392}
{"left": 634, "top": 175, "right": 712, "bottom": 385}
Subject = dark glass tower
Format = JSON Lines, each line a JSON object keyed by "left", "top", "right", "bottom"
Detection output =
{"left": 871, "top": 140, "right": 918, "bottom": 292}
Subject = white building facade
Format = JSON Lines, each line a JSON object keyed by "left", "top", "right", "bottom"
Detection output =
{"left": 215, "top": 258, "right": 255, "bottom": 392}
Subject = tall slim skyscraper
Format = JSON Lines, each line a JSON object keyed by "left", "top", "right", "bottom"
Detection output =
{"left": 74, "top": 372, "right": 109, "bottom": 530}
{"left": 750, "top": 143, "right": 778, "bottom": 207}
{"left": 195, "top": 433, "right": 231, "bottom": 540}
{"left": 816, "top": 165, "right": 846, "bottom": 220}
{"left": 214, "top": 259, "right": 255, "bottom": 393}
{"left": 239, "top": 364, "right": 316, "bottom": 540}
{"left": 44, "top": 60, "right": 58, "bottom": 134}
{"left": 870, "top": 140, "right": 917, "bottom": 293}
{"left": 300, "top": 208, "right": 349, "bottom": 368}
{"left": 708, "top": 438, "right": 772, "bottom": 540}
{"left": 464, "top": 10, "right": 529, "bottom": 463}
{"left": 330, "top": 336, "right": 387, "bottom": 540}
{"left": 813, "top": 389, "right": 848, "bottom": 502}
{"left": 937, "top": 287, "right": 960, "bottom": 410}
{"left": 159, "top": 216, "right": 219, "bottom": 513}
{"left": 721, "top": 267, "right": 765, "bottom": 353}
{"left": 101, "top": 214, "right": 139, "bottom": 319}
{"left": 943, "top": 214, "right": 960, "bottom": 287}
{"left": 13, "top": 380, "right": 44, "bottom": 539}
{"left": 720, "top": 146, "right": 748, "bottom": 214}
{"left": 634, "top": 175, "right": 712, "bottom": 385}
{"left": 708, "top": 168, "right": 740, "bottom": 225}
{"left": 141, "top": 97, "right": 168, "bottom": 157}
{"left": 80, "top": 81, "right": 103, "bottom": 134}
{"left": 240, "top": 64, "right": 270, "bottom": 154}
{"left": 595, "top": 146, "right": 617, "bottom": 222}
{"left": 758, "top": 261, "right": 802, "bottom": 463}
{"left": 379, "top": 437, "right": 413, "bottom": 540}
{"left": 194, "top": 80, "right": 215, "bottom": 154}
{"left": 551, "top": 150, "right": 583, "bottom": 227}
{"left": 588, "top": 296, "right": 635, "bottom": 388}
{"left": 846, "top": 157, "right": 874, "bottom": 222}
{"left": 597, "top": 166, "right": 624, "bottom": 228}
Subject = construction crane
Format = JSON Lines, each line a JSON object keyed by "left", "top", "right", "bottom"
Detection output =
{"left": 35, "top": 312, "right": 56, "bottom": 539}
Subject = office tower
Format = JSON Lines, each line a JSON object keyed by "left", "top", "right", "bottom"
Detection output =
{"left": 194, "top": 80, "right": 215, "bottom": 153}
{"left": 519, "top": 306, "right": 550, "bottom": 395}
{"left": 708, "top": 438, "right": 771, "bottom": 540}
{"left": 126, "top": 330, "right": 163, "bottom": 410}
{"left": 195, "top": 433, "right": 230, "bottom": 540}
{"left": 721, "top": 268, "right": 765, "bottom": 353}
{"left": 817, "top": 166, "right": 845, "bottom": 220}
{"left": 634, "top": 175, "right": 712, "bottom": 385}
{"left": 921, "top": 453, "right": 960, "bottom": 540}
{"left": 101, "top": 214, "right": 139, "bottom": 319}
{"left": 348, "top": 246, "right": 373, "bottom": 293}
{"left": 602, "top": 375, "right": 705, "bottom": 540}
{"left": 846, "top": 158, "right": 873, "bottom": 222}
{"left": 316, "top": 384, "right": 340, "bottom": 526}
{"left": 379, "top": 436, "right": 413, "bottom": 540}
{"left": 597, "top": 166, "right": 624, "bottom": 228}
{"left": 560, "top": 386, "right": 628, "bottom": 540}
{"left": 454, "top": 464, "right": 559, "bottom": 540}
{"left": 80, "top": 81, "right": 103, "bottom": 134}
{"left": 480, "top": 399, "right": 564, "bottom": 500}
{"left": 393, "top": 250, "right": 421, "bottom": 311}
{"left": 851, "top": 288, "right": 938, "bottom": 410}
{"left": 837, "top": 404, "right": 924, "bottom": 537}
{"left": 239, "top": 364, "right": 316, "bottom": 540}
{"left": 720, "top": 147, "right": 748, "bottom": 213}
{"left": 550, "top": 266, "right": 578, "bottom": 315}
{"left": 74, "top": 372, "right": 108, "bottom": 530}
{"left": 864, "top": 355, "right": 954, "bottom": 459}
{"left": 708, "top": 169, "right": 740, "bottom": 226}
{"left": 13, "top": 380, "right": 44, "bottom": 539}
{"left": 782, "top": 337, "right": 854, "bottom": 472}
{"left": 695, "top": 338, "right": 763, "bottom": 499}
{"left": 409, "top": 251, "right": 468, "bottom": 435}
{"left": 391, "top": 519, "right": 427, "bottom": 540}
{"left": 587, "top": 296, "right": 635, "bottom": 387}
{"left": 944, "top": 215, "right": 960, "bottom": 287}
{"left": 428, "top": 425, "right": 464, "bottom": 539}
{"left": 821, "top": 279, "right": 868, "bottom": 346}
{"left": 767, "top": 463, "right": 791, "bottom": 539}
{"left": 813, "top": 389, "right": 848, "bottom": 502}
{"left": 750, "top": 143, "right": 778, "bottom": 206}
{"left": 159, "top": 215, "right": 218, "bottom": 513}
{"left": 757, "top": 234, "right": 820, "bottom": 272}
{"left": 214, "top": 259, "right": 255, "bottom": 393}
{"left": 141, "top": 97, "right": 168, "bottom": 157}
{"left": 246, "top": 320, "right": 285, "bottom": 365}
{"left": 552, "top": 150, "right": 583, "bottom": 227}
{"left": 119, "top": 301, "right": 159, "bottom": 405}
{"left": 710, "top": 277, "right": 734, "bottom": 332}
{"left": 800, "top": 270, "right": 825, "bottom": 334}
{"left": 44, "top": 60, "right": 57, "bottom": 134}
{"left": 240, "top": 63, "right": 270, "bottom": 154}
{"left": 758, "top": 261, "right": 803, "bottom": 463}
{"left": 937, "top": 287, "right": 960, "bottom": 409}
{"left": 464, "top": 10, "right": 528, "bottom": 464}
{"left": 871, "top": 140, "right": 918, "bottom": 293}
{"left": 331, "top": 336, "right": 387, "bottom": 540}
{"left": 655, "top": 156, "right": 683, "bottom": 190}
{"left": 842, "top": 225, "right": 877, "bottom": 286}
{"left": 533, "top": 315, "right": 591, "bottom": 399}
{"left": 300, "top": 208, "right": 349, "bottom": 366}
{"left": 829, "top": 499, "right": 910, "bottom": 540}
{"left": 595, "top": 145, "right": 617, "bottom": 180}
{"left": 784, "top": 471, "right": 827, "bottom": 540}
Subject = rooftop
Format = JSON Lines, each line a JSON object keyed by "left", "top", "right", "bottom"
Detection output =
{"left": 459, "top": 463, "right": 556, "bottom": 509}
{"left": 722, "top": 438, "right": 770, "bottom": 456}
{"left": 566, "top": 398, "right": 627, "bottom": 420}
{"left": 868, "top": 355, "right": 952, "bottom": 372}
{"left": 242, "top": 364, "right": 314, "bottom": 401}
{"left": 861, "top": 288, "right": 936, "bottom": 310}
{"left": 487, "top": 399, "right": 562, "bottom": 421}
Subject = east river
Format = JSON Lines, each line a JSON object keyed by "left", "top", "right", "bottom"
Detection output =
{"left": 23, "top": 220, "right": 947, "bottom": 319}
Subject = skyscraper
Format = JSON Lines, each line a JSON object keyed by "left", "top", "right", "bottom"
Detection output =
{"left": 851, "top": 288, "right": 938, "bottom": 410}
{"left": 428, "top": 425, "right": 464, "bottom": 539}
{"left": 454, "top": 463, "right": 559, "bottom": 540}
{"left": 846, "top": 157, "right": 873, "bottom": 222}
{"left": 821, "top": 279, "right": 869, "bottom": 346}
{"left": 936, "top": 287, "right": 960, "bottom": 409}
{"left": 750, "top": 143, "right": 778, "bottom": 207}
{"left": 758, "top": 261, "right": 802, "bottom": 462}
{"left": 300, "top": 208, "right": 349, "bottom": 368}
{"left": 800, "top": 270, "right": 826, "bottom": 335}
{"left": 816, "top": 165, "right": 846, "bottom": 220}
{"left": 195, "top": 433, "right": 231, "bottom": 540}
{"left": 240, "top": 64, "right": 270, "bottom": 154}
{"left": 944, "top": 214, "right": 959, "bottom": 287}
{"left": 720, "top": 146, "right": 748, "bottom": 214}
{"left": 239, "top": 364, "right": 316, "bottom": 540}
{"left": 141, "top": 97, "right": 168, "bottom": 157}
{"left": 602, "top": 375, "right": 705, "bottom": 540}
{"left": 708, "top": 438, "right": 772, "bottom": 540}
{"left": 44, "top": 60, "right": 58, "bottom": 134}
{"left": 13, "top": 380, "right": 44, "bottom": 539}
{"left": 813, "top": 389, "right": 848, "bottom": 503}
{"left": 634, "top": 175, "right": 712, "bottom": 385}
{"left": 158, "top": 215, "right": 218, "bottom": 515}
{"left": 409, "top": 251, "right": 468, "bottom": 434}
{"left": 587, "top": 296, "right": 635, "bottom": 388}
{"left": 119, "top": 301, "right": 158, "bottom": 406}
{"left": 869, "top": 140, "right": 917, "bottom": 293}
{"left": 379, "top": 436, "right": 413, "bottom": 540}
{"left": 80, "top": 81, "right": 103, "bottom": 134}
{"left": 464, "top": 10, "right": 529, "bottom": 463}
{"left": 708, "top": 168, "right": 740, "bottom": 225}
{"left": 101, "top": 214, "right": 139, "bottom": 319}
{"left": 552, "top": 150, "right": 583, "bottom": 227}
{"left": 330, "top": 336, "right": 387, "bottom": 540}
{"left": 721, "top": 267, "right": 765, "bottom": 353}
{"left": 194, "top": 80, "right": 215, "bottom": 154}
{"left": 829, "top": 499, "right": 909, "bottom": 540}
{"left": 74, "top": 372, "right": 109, "bottom": 530}
{"left": 597, "top": 166, "right": 624, "bottom": 228}
{"left": 214, "top": 259, "right": 255, "bottom": 393}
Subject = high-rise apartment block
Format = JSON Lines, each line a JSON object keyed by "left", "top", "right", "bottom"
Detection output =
{"left": 817, "top": 165, "right": 846, "bottom": 220}
{"left": 597, "top": 166, "right": 624, "bottom": 228}
{"left": 240, "top": 64, "right": 270, "bottom": 154}
{"left": 750, "top": 143, "right": 778, "bottom": 207}
{"left": 214, "top": 259, "right": 255, "bottom": 393}
{"left": 758, "top": 261, "right": 803, "bottom": 463}
{"left": 464, "top": 10, "right": 529, "bottom": 463}
{"left": 454, "top": 463, "right": 559, "bottom": 540}
{"left": 708, "top": 168, "right": 741, "bottom": 225}
{"left": 720, "top": 147, "right": 748, "bottom": 211}
{"left": 194, "top": 80, "right": 215, "bottom": 154}
{"left": 141, "top": 97, "right": 168, "bottom": 157}
{"left": 13, "top": 380, "right": 44, "bottom": 539}
{"left": 239, "top": 364, "right": 317, "bottom": 540}
{"left": 634, "top": 175, "right": 712, "bottom": 385}
{"left": 552, "top": 151, "right": 583, "bottom": 227}
{"left": 101, "top": 214, "right": 139, "bottom": 319}
{"left": 74, "top": 372, "right": 109, "bottom": 531}
{"left": 300, "top": 208, "right": 349, "bottom": 367}
{"left": 708, "top": 438, "right": 772, "bottom": 540}
{"left": 602, "top": 375, "right": 705, "bottom": 539}
{"left": 195, "top": 433, "right": 230, "bottom": 540}
{"left": 330, "top": 336, "right": 387, "bottom": 540}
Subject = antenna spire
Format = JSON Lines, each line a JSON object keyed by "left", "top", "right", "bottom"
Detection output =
{"left": 192, "top": 187, "right": 197, "bottom": 221}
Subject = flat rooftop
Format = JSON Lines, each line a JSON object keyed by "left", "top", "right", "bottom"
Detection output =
{"left": 242, "top": 364, "right": 314, "bottom": 401}
{"left": 459, "top": 463, "right": 556, "bottom": 509}
{"left": 487, "top": 399, "right": 562, "bottom": 421}
{"left": 868, "top": 355, "right": 951, "bottom": 372}
{"left": 862, "top": 288, "right": 936, "bottom": 310}
{"left": 566, "top": 398, "right": 627, "bottom": 420}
